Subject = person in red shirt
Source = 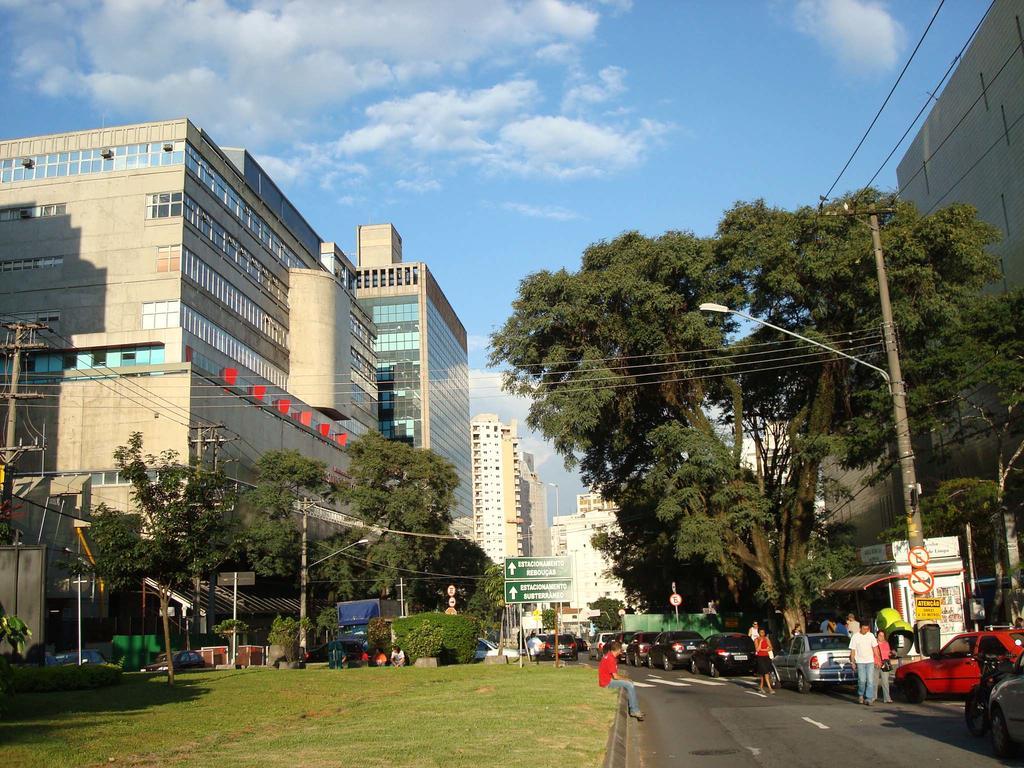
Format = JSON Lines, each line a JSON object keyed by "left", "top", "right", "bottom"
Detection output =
{"left": 599, "top": 641, "right": 644, "bottom": 720}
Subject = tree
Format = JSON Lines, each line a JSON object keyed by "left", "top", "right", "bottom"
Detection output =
{"left": 332, "top": 432, "right": 461, "bottom": 609}
{"left": 89, "top": 433, "right": 236, "bottom": 685}
{"left": 912, "top": 290, "right": 1024, "bottom": 618}
{"left": 491, "top": 193, "right": 999, "bottom": 629}
{"left": 466, "top": 562, "right": 506, "bottom": 631}
{"left": 541, "top": 608, "right": 556, "bottom": 631}
{"left": 589, "top": 597, "right": 625, "bottom": 631}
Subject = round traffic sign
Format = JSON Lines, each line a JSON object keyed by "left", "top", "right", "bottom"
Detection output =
{"left": 908, "top": 546, "right": 930, "bottom": 569}
{"left": 909, "top": 567, "right": 935, "bottom": 595}
{"left": 669, "top": 593, "right": 682, "bottom": 607}
{"left": 448, "top": 596, "right": 457, "bottom": 607}
{"left": 447, "top": 584, "right": 457, "bottom": 597}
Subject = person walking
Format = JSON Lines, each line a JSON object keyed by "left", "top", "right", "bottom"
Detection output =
{"left": 748, "top": 621, "right": 759, "bottom": 642}
{"left": 599, "top": 641, "right": 644, "bottom": 720}
{"left": 846, "top": 613, "right": 860, "bottom": 636}
{"left": 849, "top": 621, "right": 879, "bottom": 705}
{"left": 755, "top": 627, "right": 775, "bottom": 695}
{"left": 875, "top": 630, "right": 893, "bottom": 703}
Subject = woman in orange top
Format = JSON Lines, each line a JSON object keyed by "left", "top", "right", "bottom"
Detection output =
{"left": 755, "top": 628, "right": 775, "bottom": 695}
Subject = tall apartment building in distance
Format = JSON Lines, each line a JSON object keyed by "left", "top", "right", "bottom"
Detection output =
{"left": 551, "top": 492, "right": 626, "bottom": 610}
{"left": 471, "top": 414, "right": 523, "bottom": 562}
{"left": 0, "top": 119, "right": 384, "bottom": 647}
{"left": 354, "top": 224, "right": 472, "bottom": 520}
{"left": 519, "top": 451, "right": 549, "bottom": 557}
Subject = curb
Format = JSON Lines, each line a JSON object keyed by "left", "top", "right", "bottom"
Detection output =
{"left": 603, "top": 690, "right": 630, "bottom": 768}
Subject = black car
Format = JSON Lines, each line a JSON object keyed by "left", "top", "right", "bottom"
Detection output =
{"left": 612, "top": 631, "right": 636, "bottom": 661}
{"left": 303, "top": 644, "right": 329, "bottom": 663}
{"left": 575, "top": 636, "right": 589, "bottom": 653}
{"left": 143, "top": 650, "right": 206, "bottom": 672}
{"left": 648, "top": 631, "right": 705, "bottom": 671}
{"left": 625, "top": 632, "right": 659, "bottom": 667}
{"left": 690, "top": 633, "right": 756, "bottom": 677}
{"left": 533, "top": 633, "right": 579, "bottom": 661}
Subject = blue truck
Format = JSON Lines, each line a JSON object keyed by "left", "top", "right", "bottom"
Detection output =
{"left": 336, "top": 599, "right": 401, "bottom": 649}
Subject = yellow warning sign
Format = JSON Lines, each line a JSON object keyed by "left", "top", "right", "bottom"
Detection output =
{"left": 915, "top": 597, "right": 942, "bottom": 622}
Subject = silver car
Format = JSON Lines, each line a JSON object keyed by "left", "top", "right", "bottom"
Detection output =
{"left": 988, "top": 651, "right": 1024, "bottom": 757}
{"left": 772, "top": 633, "right": 856, "bottom": 693}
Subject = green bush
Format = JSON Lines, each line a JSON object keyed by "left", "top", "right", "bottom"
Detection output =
{"left": 392, "top": 612, "right": 480, "bottom": 665}
{"left": 367, "top": 617, "right": 391, "bottom": 653}
{"left": 403, "top": 623, "right": 444, "bottom": 662}
{"left": 13, "top": 663, "right": 122, "bottom": 693}
{"left": 0, "top": 657, "right": 13, "bottom": 718}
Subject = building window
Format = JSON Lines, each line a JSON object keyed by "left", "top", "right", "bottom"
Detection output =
{"left": 0, "top": 255, "right": 63, "bottom": 272}
{"left": 0, "top": 203, "right": 67, "bottom": 221}
{"left": 1, "top": 142, "right": 185, "bottom": 185}
{"left": 142, "top": 300, "right": 180, "bottom": 329}
{"left": 156, "top": 245, "right": 181, "bottom": 272}
{"left": 147, "top": 192, "right": 183, "bottom": 219}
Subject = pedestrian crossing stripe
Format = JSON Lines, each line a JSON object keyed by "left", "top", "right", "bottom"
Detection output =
{"left": 632, "top": 682, "right": 655, "bottom": 688}
{"left": 649, "top": 679, "right": 691, "bottom": 687}
{"left": 681, "top": 678, "right": 727, "bottom": 687}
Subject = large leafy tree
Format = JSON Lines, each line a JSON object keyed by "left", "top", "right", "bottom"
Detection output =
{"left": 492, "top": 193, "right": 999, "bottom": 629}
{"left": 90, "top": 433, "right": 237, "bottom": 685}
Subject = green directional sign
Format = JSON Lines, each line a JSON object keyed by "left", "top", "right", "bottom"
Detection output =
{"left": 504, "top": 557, "right": 571, "bottom": 580}
{"left": 505, "top": 580, "right": 572, "bottom": 604}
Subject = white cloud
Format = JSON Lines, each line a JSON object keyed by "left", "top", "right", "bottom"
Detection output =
{"left": 562, "top": 65, "right": 627, "bottom": 113}
{"left": 794, "top": 0, "right": 904, "bottom": 71}
{"left": 395, "top": 178, "right": 442, "bottom": 193}
{"left": 4, "top": 0, "right": 602, "bottom": 146}
{"left": 502, "top": 202, "right": 581, "bottom": 221}
{"left": 467, "top": 334, "right": 491, "bottom": 354}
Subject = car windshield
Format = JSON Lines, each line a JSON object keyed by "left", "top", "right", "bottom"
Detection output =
{"left": 556, "top": 634, "right": 574, "bottom": 643}
{"left": 808, "top": 636, "right": 849, "bottom": 652}
{"left": 719, "top": 637, "right": 755, "bottom": 651}
{"left": 621, "top": 632, "right": 636, "bottom": 642}
{"left": 669, "top": 632, "right": 703, "bottom": 641}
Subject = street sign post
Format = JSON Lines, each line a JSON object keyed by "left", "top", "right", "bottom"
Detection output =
{"left": 505, "top": 580, "right": 572, "bottom": 603}
{"left": 908, "top": 546, "right": 931, "bottom": 569}
{"left": 504, "top": 557, "right": 571, "bottom": 580}
{"left": 909, "top": 568, "right": 935, "bottom": 595}
{"left": 505, "top": 556, "right": 573, "bottom": 669}
{"left": 446, "top": 584, "right": 456, "bottom": 597}
{"left": 914, "top": 597, "right": 942, "bottom": 622}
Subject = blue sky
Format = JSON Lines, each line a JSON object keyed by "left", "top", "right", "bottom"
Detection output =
{"left": 0, "top": 0, "right": 991, "bottom": 514}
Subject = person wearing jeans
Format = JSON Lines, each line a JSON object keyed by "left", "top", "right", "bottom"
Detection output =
{"left": 875, "top": 630, "right": 893, "bottom": 703}
{"left": 599, "top": 641, "right": 644, "bottom": 720}
{"left": 849, "top": 622, "right": 879, "bottom": 705}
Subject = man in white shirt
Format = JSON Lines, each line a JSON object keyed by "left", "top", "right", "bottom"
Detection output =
{"left": 748, "top": 621, "right": 759, "bottom": 642}
{"left": 849, "top": 622, "right": 879, "bottom": 705}
{"left": 846, "top": 613, "right": 860, "bottom": 635}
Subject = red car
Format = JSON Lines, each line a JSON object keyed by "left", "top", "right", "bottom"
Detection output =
{"left": 896, "top": 631, "right": 1024, "bottom": 703}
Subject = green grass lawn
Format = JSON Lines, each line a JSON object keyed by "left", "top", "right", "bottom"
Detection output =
{"left": 0, "top": 663, "right": 615, "bottom": 768}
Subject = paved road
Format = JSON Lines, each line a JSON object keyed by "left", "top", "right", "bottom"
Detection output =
{"left": 588, "top": 659, "right": 1024, "bottom": 767}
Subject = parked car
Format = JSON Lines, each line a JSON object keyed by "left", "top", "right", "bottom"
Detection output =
{"left": 771, "top": 633, "right": 855, "bottom": 693}
{"left": 575, "top": 636, "right": 589, "bottom": 653}
{"left": 303, "top": 644, "right": 329, "bottom": 663}
{"left": 54, "top": 649, "right": 109, "bottom": 665}
{"left": 896, "top": 631, "right": 1024, "bottom": 703}
{"left": 475, "top": 638, "right": 521, "bottom": 662}
{"left": 142, "top": 650, "right": 206, "bottom": 672}
{"left": 691, "top": 633, "right": 756, "bottom": 677}
{"left": 625, "top": 632, "right": 659, "bottom": 667}
{"left": 648, "top": 631, "right": 705, "bottom": 671}
{"left": 591, "top": 632, "right": 616, "bottom": 660}
{"left": 533, "top": 633, "right": 579, "bottom": 661}
{"left": 988, "top": 649, "right": 1024, "bottom": 756}
{"left": 612, "top": 632, "right": 636, "bottom": 661}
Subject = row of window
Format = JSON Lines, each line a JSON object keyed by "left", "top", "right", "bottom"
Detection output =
{"left": 0, "top": 203, "right": 67, "bottom": 221}
{"left": 350, "top": 312, "right": 373, "bottom": 347}
{"left": 356, "top": 265, "right": 420, "bottom": 290}
{"left": 28, "top": 344, "right": 166, "bottom": 373}
{"left": 183, "top": 194, "right": 288, "bottom": 304}
{"left": 351, "top": 347, "right": 376, "bottom": 382}
{"left": 182, "top": 247, "right": 289, "bottom": 347}
{"left": 181, "top": 305, "right": 287, "bottom": 388}
{"left": 0, "top": 141, "right": 185, "bottom": 184}
{"left": 185, "top": 145, "right": 306, "bottom": 270}
{"left": 141, "top": 300, "right": 180, "bottom": 329}
{"left": 0, "top": 255, "right": 63, "bottom": 272}
{"left": 371, "top": 301, "right": 419, "bottom": 324}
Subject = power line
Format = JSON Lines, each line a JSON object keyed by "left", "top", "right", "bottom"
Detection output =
{"left": 821, "top": 0, "right": 946, "bottom": 201}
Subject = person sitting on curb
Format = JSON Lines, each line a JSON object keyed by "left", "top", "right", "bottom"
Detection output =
{"left": 390, "top": 645, "right": 406, "bottom": 668}
{"left": 599, "top": 640, "right": 644, "bottom": 720}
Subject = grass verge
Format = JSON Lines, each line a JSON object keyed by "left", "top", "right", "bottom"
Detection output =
{"left": 0, "top": 663, "right": 614, "bottom": 768}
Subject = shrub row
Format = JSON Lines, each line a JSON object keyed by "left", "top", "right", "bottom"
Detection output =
{"left": 13, "top": 663, "right": 122, "bottom": 693}
{"left": 392, "top": 612, "right": 480, "bottom": 665}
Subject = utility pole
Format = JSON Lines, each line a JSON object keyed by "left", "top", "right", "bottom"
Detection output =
{"left": 398, "top": 577, "right": 405, "bottom": 618}
{"left": 297, "top": 497, "right": 311, "bottom": 653}
{"left": 1, "top": 323, "right": 47, "bottom": 540}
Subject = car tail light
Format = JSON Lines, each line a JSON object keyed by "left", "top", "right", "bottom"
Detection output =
{"left": 570, "top": 642, "right": 576, "bottom": 650}
{"left": 544, "top": 642, "right": 551, "bottom": 650}
{"left": 639, "top": 644, "right": 649, "bottom": 651}
{"left": 672, "top": 643, "right": 683, "bottom": 651}
{"left": 303, "top": 652, "right": 311, "bottom": 661}
{"left": 809, "top": 655, "right": 820, "bottom": 670}
{"left": 716, "top": 649, "right": 730, "bottom": 656}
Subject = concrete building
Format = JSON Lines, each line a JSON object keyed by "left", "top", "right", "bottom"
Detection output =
{"left": 896, "top": 0, "right": 1024, "bottom": 291}
{"left": 550, "top": 492, "right": 626, "bottom": 611}
{"left": 471, "top": 414, "right": 522, "bottom": 562}
{"left": 0, "top": 119, "right": 377, "bottom": 641}
{"left": 519, "top": 451, "right": 550, "bottom": 557}
{"left": 354, "top": 224, "right": 472, "bottom": 520}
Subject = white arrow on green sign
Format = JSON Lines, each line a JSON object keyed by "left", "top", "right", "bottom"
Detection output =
{"left": 505, "top": 580, "right": 572, "bottom": 604}
{"left": 504, "top": 556, "right": 571, "bottom": 580}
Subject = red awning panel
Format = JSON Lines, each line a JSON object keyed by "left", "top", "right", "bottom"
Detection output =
{"left": 825, "top": 564, "right": 965, "bottom": 592}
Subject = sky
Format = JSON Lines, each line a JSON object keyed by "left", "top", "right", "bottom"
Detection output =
{"left": 0, "top": 0, "right": 992, "bottom": 519}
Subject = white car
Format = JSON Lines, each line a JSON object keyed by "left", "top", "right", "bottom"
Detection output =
{"left": 475, "top": 638, "right": 521, "bottom": 662}
{"left": 988, "top": 651, "right": 1024, "bottom": 757}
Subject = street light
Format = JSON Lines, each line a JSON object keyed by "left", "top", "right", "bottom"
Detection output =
{"left": 69, "top": 518, "right": 92, "bottom": 666}
{"left": 300, "top": 537, "right": 369, "bottom": 652}
{"left": 698, "top": 301, "right": 924, "bottom": 549}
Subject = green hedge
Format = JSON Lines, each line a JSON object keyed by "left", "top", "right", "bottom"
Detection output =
{"left": 0, "top": 658, "right": 13, "bottom": 717}
{"left": 392, "top": 613, "right": 480, "bottom": 665}
{"left": 13, "top": 663, "right": 122, "bottom": 693}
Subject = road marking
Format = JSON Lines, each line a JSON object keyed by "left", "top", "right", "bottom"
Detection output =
{"left": 746, "top": 691, "right": 768, "bottom": 699}
{"left": 633, "top": 682, "right": 655, "bottom": 688}
{"left": 650, "top": 679, "right": 691, "bottom": 687}
{"left": 684, "top": 678, "right": 727, "bottom": 687}
{"left": 746, "top": 747, "right": 762, "bottom": 756}
{"left": 802, "top": 717, "right": 830, "bottom": 730}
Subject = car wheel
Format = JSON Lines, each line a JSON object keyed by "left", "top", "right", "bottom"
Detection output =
{"left": 664, "top": 655, "right": 673, "bottom": 672}
{"left": 903, "top": 675, "right": 927, "bottom": 704}
{"left": 646, "top": 655, "right": 653, "bottom": 669}
{"left": 796, "top": 671, "right": 810, "bottom": 695}
{"left": 709, "top": 661, "right": 720, "bottom": 678}
{"left": 691, "top": 658, "right": 699, "bottom": 674}
{"left": 965, "top": 687, "right": 988, "bottom": 737}
{"left": 992, "top": 706, "right": 1017, "bottom": 758}
{"left": 770, "top": 669, "right": 781, "bottom": 689}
